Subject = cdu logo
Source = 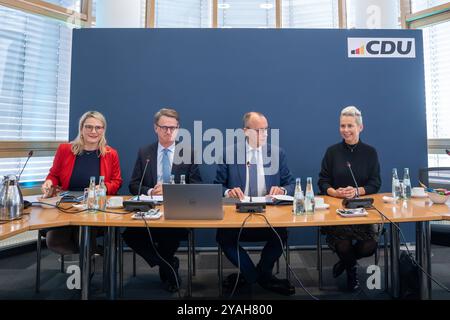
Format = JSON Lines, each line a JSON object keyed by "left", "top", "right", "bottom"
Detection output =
{"left": 348, "top": 37, "right": 415, "bottom": 58}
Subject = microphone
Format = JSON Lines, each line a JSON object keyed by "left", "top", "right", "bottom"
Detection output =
{"left": 123, "top": 158, "right": 155, "bottom": 212}
{"left": 137, "top": 158, "right": 150, "bottom": 201}
{"left": 346, "top": 161, "right": 359, "bottom": 198}
{"left": 246, "top": 161, "right": 253, "bottom": 203}
{"left": 16, "top": 150, "right": 33, "bottom": 209}
{"left": 18, "top": 150, "right": 33, "bottom": 181}
{"left": 342, "top": 161, "right": 374, "bottom": 209}
{"left": 235, "top": 153, "right": 265, "bottom": 213}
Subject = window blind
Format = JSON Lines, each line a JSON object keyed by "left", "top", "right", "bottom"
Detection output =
{"left": 155, "top": 0, "right": 211, "bottom": 28}
{"left": 282, "top": 0, "right": 339, "bottom": 28}
{"left": 411, "top": 0, "right": 449, "bottom": 13}
{"left": 218, "top": 0, "right": 276, "bottom": 28}
{"left": 0, "top": 5, "right": 74, "bottom": 183}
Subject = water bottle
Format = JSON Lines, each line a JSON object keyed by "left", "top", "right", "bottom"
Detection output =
{"left": 97, "top": 176, "right": 107, "bottom": 211}
{"left": 170, "top": 174, "right": 175, "bottom": 184}
{"left": 304, "top": 177, "right": 315, "bottom": 214}
{"left": 403, "top": 168, "right": 412, "bottom": 199}
{"left": 180, "top": 174, "right": 186, "bottom": 185}
{"left": 392, "top": 168, "right": 401, "bottom": 201}
{"left": 87, "top": 176, "right": 97, "bottom": 212}
{"left": 293, "top": 178, "right": 305, "bottom": 215}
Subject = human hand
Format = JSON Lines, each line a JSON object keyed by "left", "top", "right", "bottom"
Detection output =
{"left": 41, "top": 180, "right": 55, "bottom": 198}
{"left": 268, "top": 186, "right": 285, "bottom": 196}
{"left": 151, "top": 183, "right": 163, "bottom": 196}
{"left": 228, "top": 187, "right": 245, "bottom": 200}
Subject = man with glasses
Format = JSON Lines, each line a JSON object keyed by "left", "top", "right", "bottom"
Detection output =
{"left": 214, "top": 111, "right": 296, "bottom": 296}
{"left": 123, "top": 108, "right": 202, "bottom": 293}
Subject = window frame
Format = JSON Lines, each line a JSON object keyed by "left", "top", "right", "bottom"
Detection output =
{"left": 403, "top": 1, "right": 450, "bottom": 164}
{"left": 0, "top": 0, "right": 94, "bottom": 193}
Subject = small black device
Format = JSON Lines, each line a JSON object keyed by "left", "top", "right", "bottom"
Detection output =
{"left": 235, "top": 202, "right": 266, "bottom": 213}
{"left": 59, "top": 195, "right": 82, "bottom": 203}
{"left": 123, "top": 200, "right": 155, "bottom": 212}
{"left": 342, "top": 197, "right": 374, "bottom": 209}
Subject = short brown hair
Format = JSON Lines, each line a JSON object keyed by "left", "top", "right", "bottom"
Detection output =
{"left": 154, "top": 108, "right": 179, "bottom": 124}
{"left": 243, "top": 111, "right": 265, "bottom": 127}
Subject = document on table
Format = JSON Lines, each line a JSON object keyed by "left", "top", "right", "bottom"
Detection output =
{"left": 240, "top": 195, "right": 294, "bottom": 204}
{"left": 131, "top": 195, "right": 163, "bottom": 202}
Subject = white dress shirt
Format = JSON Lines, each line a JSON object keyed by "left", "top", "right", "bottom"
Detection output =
{"left": 244, "top": 144, "right": 267, "bottom": 196}
{"left": 147, "top": 142, "right": 175, "bottom": 195}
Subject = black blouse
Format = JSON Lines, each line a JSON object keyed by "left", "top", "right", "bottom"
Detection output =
{"left": 68, "top": 150, "right": 101, "bottom": 191}
{"left": 318, "top": 140, "right": 381, "bottom": 195}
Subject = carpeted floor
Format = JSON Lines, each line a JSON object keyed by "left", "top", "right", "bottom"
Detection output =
{"left": 1, "top": 245, "right": 449, "bottom": 300}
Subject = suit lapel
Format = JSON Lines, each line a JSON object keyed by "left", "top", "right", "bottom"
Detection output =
{"left": 150, "top": 143, "right": 158, "bottom": 185}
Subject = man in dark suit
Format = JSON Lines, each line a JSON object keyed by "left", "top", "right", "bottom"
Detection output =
{"left": 123, "top": 108, "right": 202, "bottom": 293}
{"left": 214, "top": 111, "right": 296, "bottom": 296}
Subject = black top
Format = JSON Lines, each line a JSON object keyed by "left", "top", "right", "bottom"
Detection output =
{"left": 68, "top": 150, "right": 101, "bottom": 191}
{"left": 318, "top": 140, "right": 381, "bottom": 195}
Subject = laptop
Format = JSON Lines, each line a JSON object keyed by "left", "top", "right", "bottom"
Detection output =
{"left": 162, "top": 184, "right": 224, "bottom": 220}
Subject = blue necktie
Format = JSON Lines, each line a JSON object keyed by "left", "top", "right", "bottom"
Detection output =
{"left": 162, "top": 148, "right": 171, "bottom": 183}
{"left": 249, "top": 150, "right": 258, "bottom": 197}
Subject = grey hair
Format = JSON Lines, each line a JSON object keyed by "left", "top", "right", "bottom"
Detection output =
{"left": 340, "top": 106, "right": 363, "bottom": 126}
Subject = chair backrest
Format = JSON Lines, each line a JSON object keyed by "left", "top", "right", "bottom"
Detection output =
{"left": 418, "top": 167, "right": 450, "bottom": 189}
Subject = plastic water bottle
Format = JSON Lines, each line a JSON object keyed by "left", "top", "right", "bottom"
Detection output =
{"left": 170, "top": 174, "right": 175, "bottom": 184}
{"left": 97, "top": 176, "right": 107, "bottom": 211}
{"left": 403, "top": 168, "right": 412, "bottom": 199}
{"left": 304, "top": 177, "right": 315, "bottom": 214}
{"left": 87, "top": 176, "right": 97, "bottom": 212}
{"left": 293, "top": 178, "right": 305, "bottom": 215}
{"left": 180, "top": 174, "right": 186, "bottom": 185}
{"left": 392, "top": 168, "right": 401, "bottom": 201}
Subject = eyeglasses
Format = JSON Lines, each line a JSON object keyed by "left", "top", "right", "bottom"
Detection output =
{"left": 245, "top": 127, "right": 270, "bottom": 134}
{"left": 84, "top": 125, "right": 104, "bottom": 132}
{"left": 156, "top": 124, "right": 179, "bottom": 132}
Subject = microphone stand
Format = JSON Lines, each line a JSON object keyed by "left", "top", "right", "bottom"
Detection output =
{"left": 123, "top": 158, "right": 156, "bottom": 212}
{"left": 235, "top": 147, "right": 265, "bottom": 213}
{"left": 342, "top": 161, "right": 374, "bottom": 209}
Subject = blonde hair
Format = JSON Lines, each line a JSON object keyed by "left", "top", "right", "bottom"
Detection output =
{"left": 71, "top": 111, "right": 108, "bottom": 156}
{"left": 340, "top": 106, "right": 363, "bottom": 126}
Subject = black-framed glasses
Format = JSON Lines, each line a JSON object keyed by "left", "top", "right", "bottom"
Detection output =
{"left": 245, "top": 127, "right": 270, "bottom": 134}
{"left": 156, "top": 124, "right": 179, "bottom": 132}
{"left": 83, "top": 125, "right": 104, "bottom": 132}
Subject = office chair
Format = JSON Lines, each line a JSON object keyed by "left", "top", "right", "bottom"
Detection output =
{"left": 217, "top": 239, "right": 290, "bottom": 297}
{"left": 36, "top": 228, "right": 104, "bottom": 293}
{"left": 35, "top": 229, "right": 66, "bottom": 293}
{"left": 316, "top": 226, "right": 389, "bottom": 291}
{"left": 419, "top": 167, "right": 450, "bottom": 247}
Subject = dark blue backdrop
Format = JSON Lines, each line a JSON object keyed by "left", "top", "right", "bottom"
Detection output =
{"left": 70, "top": 28, "right": 426, "bottom": 246}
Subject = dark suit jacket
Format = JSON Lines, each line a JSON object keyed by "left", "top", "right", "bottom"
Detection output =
{"left": 214, "top": 143, "right": 295, "bottom": 196}
{"left": 129, "top": 142, "right": 202, "bottom": 195}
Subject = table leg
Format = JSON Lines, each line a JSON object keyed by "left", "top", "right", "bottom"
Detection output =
{"left": 108, "top": 226, "right": 117, "bottom": 300}
{"left": 416, "top": 221, "right": 432, "bottom": 300}
{"left": 389, "top": 224, "right": 400, "bottom": 298}
{"left": 80, "top": 226, "right": 91, "bottom": 300}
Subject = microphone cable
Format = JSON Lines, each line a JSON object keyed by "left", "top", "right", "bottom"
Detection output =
{"left": 369, "top": 205, "right": 450, "bottom": 293}
{"left": 229, "top": 213, "right": 254, "bottom": 299}
{"left": 142, "top": 216, "right": 182, "bottom": 298}
{"left": 253, "top": 213, "right": 319, "bottom": 300}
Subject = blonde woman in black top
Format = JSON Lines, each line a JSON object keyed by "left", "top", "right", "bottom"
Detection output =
{"left": 318, "top": 106, "right": 381, "bottom": 291}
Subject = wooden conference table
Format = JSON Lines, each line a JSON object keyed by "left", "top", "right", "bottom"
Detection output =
{"left": 1, "top": 193, "right": 449, "bottom": 300}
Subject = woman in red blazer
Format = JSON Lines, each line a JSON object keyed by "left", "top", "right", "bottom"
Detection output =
{"left": 41, "top": 111, "right": 122, "bottom": 254}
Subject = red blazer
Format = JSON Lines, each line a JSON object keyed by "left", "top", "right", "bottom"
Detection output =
{"left": 46, "top": 143, "right": 123, "bottom": 195}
